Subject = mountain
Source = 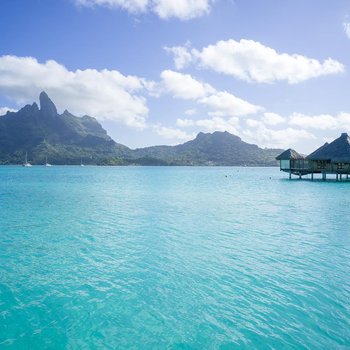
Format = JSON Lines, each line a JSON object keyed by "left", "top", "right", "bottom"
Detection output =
{"left": 0, "top": 92, "right": 130, "bottom": 164}
{"left": 133, "top": 131, "right": 281, "bottom": 166}
{"left": 0, "top": 92, "right": 282, "bottom": 165}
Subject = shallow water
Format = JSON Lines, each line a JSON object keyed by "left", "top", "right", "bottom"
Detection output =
{"left": 0, "top": 166, "right": 350, "bottom": 349}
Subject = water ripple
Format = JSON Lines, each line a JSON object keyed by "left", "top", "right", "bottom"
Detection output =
{"left": 0, "top": 166, "right": 350, "bottom": 349}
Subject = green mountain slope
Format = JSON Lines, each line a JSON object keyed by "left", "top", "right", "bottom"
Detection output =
{"left": 0, "top": 92, "right": 130, "bottom": 164}
{"left": 133, "top": 131, "right": 281, "bottom": 166}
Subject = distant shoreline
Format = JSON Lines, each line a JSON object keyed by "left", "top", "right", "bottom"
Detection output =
{"left": 0, "top": 164, "right": 280, "bottom": 167}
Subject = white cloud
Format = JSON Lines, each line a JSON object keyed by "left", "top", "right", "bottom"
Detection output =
{"left": 160, "top": 70, "right": 215, "bottom": 99}
{"left": 153, "top": 0, "right": 210, "bottom": 20}
{"left": 160, "top": 70, "right": 262, "bottom": 117}
{"left": 75, "top": 0, "right": 212, "bottom": 20}
{"left": 262, "top": 112, "right": 286, "bottom": 126}
{"left": 242, "top": 110, "right": 350, "bottom": 149}
{"left": 289, "top": 113, "right": 337, "bottom": 130}
{"left": 199, "top": 91, "right": 263, "bottom": 117}
{"left": 337, "top": 113, "right": 350, "bottom": 129}
{"left": 344, "top": 22, "right": 350, "bottom": 39}
{"left": 289, "top": 112, "right": 350, "bottom": 131}
{"left": 0, "top": 107, "right": 17, "bottom": 116}
{"left": 0, "top": 55, "right": 151, "bottom": 128}
{"left": 75, "top": 0, "right": 149, "bottom": 12}
{"left": 164, "top": 44, "right": 193, "bottom": 70}
{"left": 177, "top": 116, "right": 240, "bottom": 134}
{"left": 176, "top": 118, "right": 195, "bottom": 127}
{"left": 242, "top": 121, "right": 315, "bottom": 149}
{"left": 152, "top": 124, "right": 195, "bottom": 141}
{"left": 167, "top": 39, "right": 344, "bottom": 83}
{"left": 245, "top": 118, "right": 260, "bottom": 128}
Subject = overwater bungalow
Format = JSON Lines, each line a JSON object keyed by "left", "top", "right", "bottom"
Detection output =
{"left": 276, "top": 132, "right": 350, "bottom": 181}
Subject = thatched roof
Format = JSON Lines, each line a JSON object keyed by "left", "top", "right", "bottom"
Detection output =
{"left": 307, "top": 133, "right": 350, "bottom": 163}
{"left": 306, "top": 142, "right": 329, "bottom": 160}
{"left": 276, "top": 148, "right": 304, "bottom": 160}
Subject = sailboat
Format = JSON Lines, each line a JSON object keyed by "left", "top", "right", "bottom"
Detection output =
{"left": 80, "top": 158, "right": 85, "bottom": 167}
{"left": 22, "top": 152, "right": 32, "bottom": 167}
{"left": 45, "top": 156, "right": 52, "bottom": 167}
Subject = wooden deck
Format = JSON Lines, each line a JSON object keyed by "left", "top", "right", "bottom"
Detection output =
{"left": 281, "top": 167, "right": 350, "bottom": 181}
{"left": 280, "top": 160, "right": 350, "bottom": 181}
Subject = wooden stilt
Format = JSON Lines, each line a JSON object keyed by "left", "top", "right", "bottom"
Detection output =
{"left": 289, "top": 170, "right": 291, "bottom": 180}
{"left": 311, "top": 173, "right": 314, "bottom": 181}
{"left": 299, "top": 172, "right": 301, "bottom": 179}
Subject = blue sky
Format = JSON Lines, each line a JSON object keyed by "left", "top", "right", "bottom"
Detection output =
{"left": 1, "top": 0, "right": 350, "bottom": 152}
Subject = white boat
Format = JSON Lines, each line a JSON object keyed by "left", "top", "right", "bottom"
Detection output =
{"left": 22, "top": 152, "right": 32, "bottom": 167}
{"left": 45, "top": 156, "right": 52, "bottom": 167}
{"left": 80, "top": 158, "right": 84, "bottom": 167}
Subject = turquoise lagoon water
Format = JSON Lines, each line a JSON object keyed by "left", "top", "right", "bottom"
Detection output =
{"left": 0, "top": 166, "right": 350, "bottom": 349}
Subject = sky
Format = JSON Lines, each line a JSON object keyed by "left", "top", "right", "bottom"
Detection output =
{"left": 1, "top": 0, "right": 350, "bottom": 153}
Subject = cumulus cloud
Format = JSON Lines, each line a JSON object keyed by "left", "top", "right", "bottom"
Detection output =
{"left": 241, "top": 110, "right": 350, "bottom": 149}
{"left": 160, "top": 70, "right": 262, "bottom": 117}
{"left": 152, "top": 124, "right": 195, "bottom": 141}
{"left": 164, "top": 44, "right": 193, "bottom": 70}
{"left": 177, "top": 116, "right": 240, "bottom": 134}
{"left": 199, "top": 91, "right": 263, "bottom": 117}
{"left": 262, "top": 112, "right": 286, "bottom": 126}
{"left": 74, "top": 0, "right": 212, "bottom": 20}
{"left": 289, "top": 112, "right": 350, "bottom": 131}
{"left": 176, "top": 118, "right": 195, "bottom": 128}
{"left": 242, "top": 124, "right": 315, "bottom": 149}
{"left": 167, "top": 39, "right": 344, "bottom": 83}
{"left": 344, "top": 22, "right": 350, "bottom": 39}
{"left": 75, "top": 0, "right": 148, "bottom": 12}
{"left": 0, "top": 107, "right": 17, "bottom": 116}
{"left": 75, "top": 0, "right": 149, "bottom": 13}
{"left": 0, "top": 55, "right": 151, "bottom": 128}
{"left": 153, "top": 0, "right": 210, "bottom": 20}
{"left": 160, "top": 70, "right": 214, "bottom": 99}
